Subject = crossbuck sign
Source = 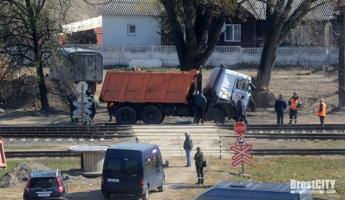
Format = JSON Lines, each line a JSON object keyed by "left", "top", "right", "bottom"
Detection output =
{"left": 231, "top": 122, "right": 253, "bottom": 174}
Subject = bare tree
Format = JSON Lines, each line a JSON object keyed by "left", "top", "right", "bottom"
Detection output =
{"left": 160, "top": 0, "right": 237, "bottom": 70}
{"left": 254, "top": 0, "right": 335, "bottom": 93}
{"left": 0, "top": 0, "right": 69, "bottom": 112}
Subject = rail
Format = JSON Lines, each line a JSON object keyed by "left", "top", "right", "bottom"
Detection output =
{"left": 6, "top": 149, "right": 345, "bottom": 158}
{"left": 1, "top": 124, "right": 345, "bottom": 140}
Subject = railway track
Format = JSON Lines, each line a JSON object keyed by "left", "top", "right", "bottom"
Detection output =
{"left": 0, "top": 125, "right": 134, "bottom": 138}
{"left": 6, "top": 149, "right": 345, "bottom": 158}
{"left": 1, "top": 124, "right": 345, "bottom": 140}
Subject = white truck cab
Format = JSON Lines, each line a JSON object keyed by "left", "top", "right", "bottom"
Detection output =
{"left": 206, "top": 67, "right": 252, "bottom": 108}
{"left": 204, "top": 66, "right": 254, "bottom": 123}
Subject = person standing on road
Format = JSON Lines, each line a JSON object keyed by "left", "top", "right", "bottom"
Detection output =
{"left": 67, "top": 94, "right": 76, "bottom": 123}
{"left": 194, "top": 147, "right": 206, "bottom": 185}
{"left": 194, "top": 90, "right": 207, "bottom": 124}
{"left": 236, "top": 95, "right": 248, "bottom": 124}
{"left": 107, "top": 102, "right": 114, "bottom": 122}
{"left": 316, "top": 99, "right": 327, "bottom": 129}
{"left": 288, "top": 92, "right": 302, "bottom": 124}
{"left": 183, "top": 132, "right": 193, "bottom": 167}
{"left": 274, "top": 94, "right": 287, "bottom": 124}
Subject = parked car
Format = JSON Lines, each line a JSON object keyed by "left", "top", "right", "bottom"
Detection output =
{"left": 195, "top": 181, "right": 313, "bottom": 200}
{"left": 23, "top": 169, "right": 69, "bottom": 200}
{"left": 101, "top": 143, "right": 166, "bottom": 200}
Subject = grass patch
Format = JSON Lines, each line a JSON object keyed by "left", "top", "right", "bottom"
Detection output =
{"left": 0, "top": 159, "right": 22, "bottom": 177}
{"left": 206, "top": 156, "right": 345, "bottom": 200}
{"left": 5, "top": 145, "right": 64, "bottom": 151}
{"left": 0, "top": 157, "right": 80, "bottom": 177}
{"left": 36, "top": 158, "right": 80, "bottom": 170}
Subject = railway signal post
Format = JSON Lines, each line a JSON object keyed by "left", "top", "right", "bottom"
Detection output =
{"left": 231, "top": 122, "right": 253, "bottom": 174}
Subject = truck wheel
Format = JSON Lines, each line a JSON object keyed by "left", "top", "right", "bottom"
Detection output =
{"left": 141, "top": 105, "right": 162, "bottom": 124}
{"left": 214, "top": 107, "right": 226, "bottom": 124}
{"left": 116, "top": 106, "right": 137, "bottom": 124}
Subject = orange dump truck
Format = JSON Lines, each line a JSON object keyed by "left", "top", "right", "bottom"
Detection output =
{"left": 100, "top": 70, "right": 198, "bottom": 124}
{"left": 100, "top": 67, "right": 254, "bottom": 124}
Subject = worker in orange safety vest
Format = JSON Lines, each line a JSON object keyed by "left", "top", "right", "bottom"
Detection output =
{"left": 317, "top": 99, "right": 327, "bottom": 129}
{"left": 288, "top": 92, "right": 302, "bottom": 124}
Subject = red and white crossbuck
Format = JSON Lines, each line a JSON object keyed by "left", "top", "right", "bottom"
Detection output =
{"left": 231, "top": 122, "right": 253, "bottom": 168}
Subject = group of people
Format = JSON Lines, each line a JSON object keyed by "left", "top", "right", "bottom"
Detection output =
{"left": 274, "top": 92, "right": 327, "bottom": 128}
{"left": 183, "top": 132, "right": 206, "bottom": 185}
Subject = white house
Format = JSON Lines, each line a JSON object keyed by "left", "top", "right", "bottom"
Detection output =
{"left": 63, "top": 0, "right": 161, "bottom": 49}
{"left": 63, "top": 0, "right": 336, "bottom": 49}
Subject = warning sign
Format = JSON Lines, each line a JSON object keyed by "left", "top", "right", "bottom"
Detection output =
{"left": 231, "top": 123, "right": 253, "bottom": 173}
{"left": 234, "top": 121, "right": 247, "bottom": 135}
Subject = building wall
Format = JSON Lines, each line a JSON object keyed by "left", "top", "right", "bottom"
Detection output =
{"left": 218, "top": 17, "right": 257, "bottom": 47}
{"left": 102, "top": 15, "right": 161, "bottom": 48}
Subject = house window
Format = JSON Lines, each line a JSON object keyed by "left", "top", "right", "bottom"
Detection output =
{"left": 224, "top": 24, "right": 241, "bottom": 42}
{"left": 127, "top": 24, "right": 136, "bottom": 35}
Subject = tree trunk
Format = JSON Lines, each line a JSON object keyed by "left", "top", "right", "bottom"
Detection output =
{"left": 256, "top": 39, "right": 278, "bottom": 91}
{"left": 36, "top": 61, "right": 50, "bottom": 112}
{"left": 338, "top": 6, "right": 345, "bottom": 109}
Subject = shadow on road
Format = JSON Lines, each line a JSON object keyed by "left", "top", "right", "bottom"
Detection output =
{"left": 168, "top": 183, "right": 210, "bottom": 190}
{"left": 68, "top": 190, "right": 103, "bottom": 200}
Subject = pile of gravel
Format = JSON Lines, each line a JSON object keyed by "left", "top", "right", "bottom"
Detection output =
{"left": 0, "top": 162, "right": 49, "bottom": 188}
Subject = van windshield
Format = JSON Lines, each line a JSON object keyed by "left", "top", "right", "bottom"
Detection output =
{"left": 104, "top": 158, "right": 139, "bottom": 174}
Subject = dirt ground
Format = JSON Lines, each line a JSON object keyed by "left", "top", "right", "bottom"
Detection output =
{"left": 1, "top": 156, "right": 345, "bottom": 200}
{"left": 0, "top": 157, "right": 204, "bottom": 200}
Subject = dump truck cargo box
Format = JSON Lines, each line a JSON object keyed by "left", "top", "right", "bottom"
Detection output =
{"left": 100, "top": 70, "right": 197, "bottom": 104}
{"left": 195, "top": 181, "right": 313, "bottom": 200}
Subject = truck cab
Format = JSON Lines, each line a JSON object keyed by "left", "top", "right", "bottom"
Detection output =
{"left": 204, "top": 66, "right": 253, "bottom": 123}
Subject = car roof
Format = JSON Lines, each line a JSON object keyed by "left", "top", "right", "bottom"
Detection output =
{"left": 212, "top": 181, "right": 291, "bottom": 192}
{"left": 30, "top": 169, "right": 60, "bottom": 178}
{"left": 198, "top": 181, "right": 312, "bottom": 199}
{"left": 108, "top": 143, "right": 158, "bottom": 152}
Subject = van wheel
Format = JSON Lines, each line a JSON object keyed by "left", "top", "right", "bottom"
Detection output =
{"left": 158, "top": 179, "right": 165, "bottom": 192}
{"left": 141, "top": 105, "right": 162, "bottom": 124}
{"left": 116, "top": 106, "right": 137, "bottom": 125}
{"left": 141, "top": 188, "right": 149, "bottom": 200}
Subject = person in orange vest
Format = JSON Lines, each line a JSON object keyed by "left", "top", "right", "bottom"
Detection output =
{"left": 288, "top": 92, "right": 302, "bottom": 124}
{"left": 317, "top": 99, "right": 327, "bottom": 129}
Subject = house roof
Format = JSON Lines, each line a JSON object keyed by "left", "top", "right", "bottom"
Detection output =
{"left": 241, "top": 0, "right": 336, "bottom": 21}
{"left": 98, "top": 0, "right": 162, "bottom": 16}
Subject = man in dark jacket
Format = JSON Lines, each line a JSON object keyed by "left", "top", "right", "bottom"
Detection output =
{"left": 236, "top": 96, "right": 248, "bottom": 124}
{"left": 274, "top": 94, "right": 287, "bottom": 124}
{"left": 183, "top": 132, "right": 193, "bottom": 167}
{"left": 194, "top": 91, "right": 207, "bottom": 124}
{"left": 194, "top": 147, "right": 205, "bottom": 185}
{"left": 67, "top": 94, "right": 76, "bottom": 123}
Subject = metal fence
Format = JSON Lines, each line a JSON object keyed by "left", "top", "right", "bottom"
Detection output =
{"left": 63, "top": 44, "right": 339, "bottom": 67}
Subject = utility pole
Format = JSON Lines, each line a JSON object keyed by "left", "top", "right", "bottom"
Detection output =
{"left": 338, "top": 4, "right": 345, "bottom": 109}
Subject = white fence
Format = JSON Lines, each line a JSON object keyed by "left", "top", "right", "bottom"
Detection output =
{"left": 64, "top": 44, "right": 339, "bottom": 67}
